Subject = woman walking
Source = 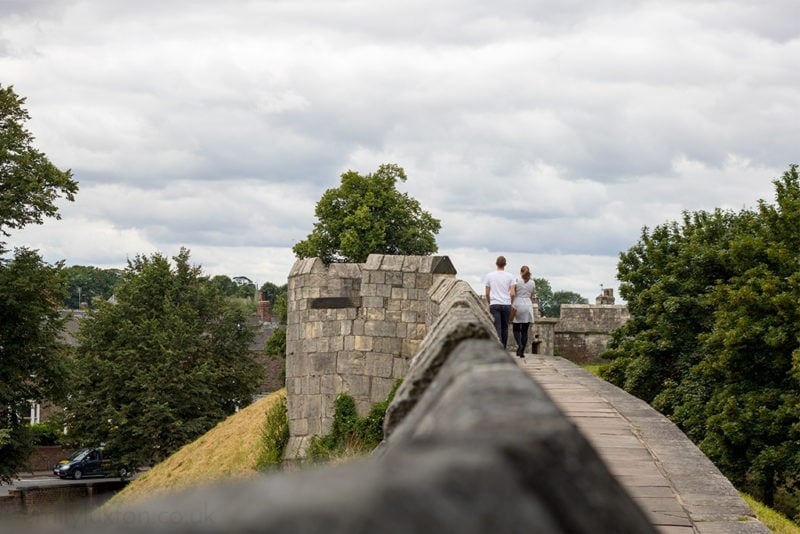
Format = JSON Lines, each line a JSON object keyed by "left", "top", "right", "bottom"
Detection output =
{"left": 511, "top": 265, "right": 536, "bottom": 358}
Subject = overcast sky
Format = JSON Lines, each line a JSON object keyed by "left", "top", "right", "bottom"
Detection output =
{"left": 3, "top": 0, "right": 798, "bottom": 301}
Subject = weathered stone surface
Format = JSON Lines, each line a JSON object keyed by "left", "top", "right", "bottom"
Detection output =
{"left": 383, "top": 307, "right": 495, "bottom": 438}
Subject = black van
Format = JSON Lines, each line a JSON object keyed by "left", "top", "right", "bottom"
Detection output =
{"left": 53, "top": 447, "right": 133, "bottom": 480}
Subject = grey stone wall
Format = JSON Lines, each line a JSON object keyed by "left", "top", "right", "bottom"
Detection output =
{"left": 554, "top": 304, "right": 630, "bottom": 362}
{"left": 285, "top": 254, "right": 457, "bottom": 459}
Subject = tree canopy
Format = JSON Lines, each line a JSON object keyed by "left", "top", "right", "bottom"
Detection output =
{"left": 0, "top": 85, "right": 77, "bottom": 248}
{"left": 0, "top": 250, "right": 70, "bottom": 483}
{"left": 533, "top": 278, "right": 589, "bottom": 317}
{"left": 0, "top": 84, "right": 77, "bottom": 483}
{"left": 293, "top": 164, "right": 441, "bottom": 263}
{"left": 64, "top": 249, "right": 264, "bottom": 467}
{"left": 601, "top": 164, "right": 800, "bottom": 519}
{"left": 63, "top": 265, "right": 122, "bottom": 309}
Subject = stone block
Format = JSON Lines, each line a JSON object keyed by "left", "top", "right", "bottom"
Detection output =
{"left": 402, "top": 310, "right": 423, "bottom": 323}
{"left": 375, "top": 283, "right": 392, "bottom": 297}
{"left": 386, "top": 271, "right": 404, "bottom": 286}
{"left": 286, "top": 377, "right": 300, "bottom": 395}
{"left": 386, "top": 309, "right": 403, "bottom": 323}
{"left": 320, "top": 374, "right": 343, "bottom": 394}
{"left": 374, "top": 337, "right": 402, "bottom": 355}
{"left": 343, "top": 374, "right": 371, "bottom": 399}
{"left": 400, "top": 256, "right": 421, "bottom": 272}
{"left": 309, "top": 352, "right": 336, "bottom": 375}
{"left": 364, "top": 254, "right": 385, "bottom": 270}
{"left": 337, "top": 351, "right": 366, "bottom": 374}
{"left": 402, "top": 338, "right": 422, "bottom": 359}
{"left": 302, "top": 337, "right": 317, "bottom": 353}
{"left": 367, "top": 270, "right": 386, "bottom": 284}
{"left": 303, "top": 395, "right": 322, "bottom": 419}
{"left": 403, "top": 273, "right": 416, "bottom": 288}
{"left": 371, "top": 377, "right": 398, "bottom": 403}
{"left": 354, "top": 335, "right": 374, "bottom": 351}
{"left": 380, "top": 255, "right": 405, "bottom": 271}
{"left": 415, "top": 272, "right": 433, "bottom": 289}
{"left": 300, "top": 376, "right": 321, "bottom": 395}
{"left": 366, "top": 308, "right": 385, "bottom": 321}
{"left": 391, "top": 287, "right": 409, "bottom": 300}
{"left": 365, "top": 320, "right": 397, "bottom": 337}
{"left": 353, "top": 319, "right": 366, "bottom": 336}
{"left": 393, "top": 356, "right": 408, "bottom": 378}
{"left": 307, "top": 417, "right": 323, "bottom": 436}
{"left": 339, "top": 321, "right": 352, "bottom": 336}
{"left": 362, "top": 296, "right": 386, "bottom": 308}
{"left": 360, "top": 283, "right": 378, "bottom": 297}
{"left": 365, "top": 352, "right": 394, "bottom": 378}
{"left": 396, "top": 322, "right": 408, "bottom": 338}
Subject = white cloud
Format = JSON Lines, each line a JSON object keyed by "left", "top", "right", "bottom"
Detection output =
{"left": 2, "top": 0, "right": 798, "bottom": 301}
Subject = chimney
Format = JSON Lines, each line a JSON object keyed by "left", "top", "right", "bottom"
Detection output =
{"left": 257, "top": 292, "right": 272, "bottom": 323}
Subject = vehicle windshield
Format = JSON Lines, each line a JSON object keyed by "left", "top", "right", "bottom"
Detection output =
{"left": 67, "top": 448, "right": 91, "bottom": 462}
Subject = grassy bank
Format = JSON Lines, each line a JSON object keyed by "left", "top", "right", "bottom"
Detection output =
{"left": 103, "top": 389, "right": 285, "bottom": 508}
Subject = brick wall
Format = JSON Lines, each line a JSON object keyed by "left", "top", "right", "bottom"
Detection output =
{"left": 27, "top": 446, "right": 71, "bottom": 472}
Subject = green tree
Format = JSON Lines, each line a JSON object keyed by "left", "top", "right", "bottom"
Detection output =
{"left": 0, "top": 84, "right": 77, "bottom": 484}
{"left": 694, "top": 165, "right": 800, "bottom": 510}
{"left": 533, "top": 278, "right": 552, "bottom": 316}
{"left": 600, "top": 165, "right": 800, "bottom": 518}
{"left": 533, "top": 278, "right": 588, "bottom": 317}
{"left": 0, "top": 251, "right": 71, "bottom": 483}
{"left": 0, "top": 85, "right": 77, "bottom": 246}
{"left": 233, "top": 276, "right": 256, "bottom": 299}
{"left": 206, "top": 274, "right": 239, "bottom": 297}
{"left": 293, "top": 164, "right": 441, "bottom": 263}
{"left": 259, "top": 281, "right": 287, "bottom": 308}
{"left": 63, "top": 265, "right": 122, "bottom": 309}
{"left": 65, "top": 248, "right": 264, "bottom": 467}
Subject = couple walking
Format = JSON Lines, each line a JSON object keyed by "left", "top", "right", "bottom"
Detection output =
{"left": 483, "top": 255, "right": 536, "bottom": 358}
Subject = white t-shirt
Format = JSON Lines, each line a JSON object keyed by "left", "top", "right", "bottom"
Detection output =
{"left": 483, "top": 270, "right": 516, "bottom": 305}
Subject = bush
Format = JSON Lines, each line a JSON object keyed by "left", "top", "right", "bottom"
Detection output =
{"left": 308, "top": 380, "right": 401, "bottom": 461}
{"left": 30, "top": 420, "right": 63, "bottom": 446}
{"left": 256, "top": 395, "right": 289, "bottom": 470}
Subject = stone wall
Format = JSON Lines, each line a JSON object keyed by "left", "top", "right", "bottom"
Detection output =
{"left": 285, "top": 254, "right": 457, "bottom": 459}
{"left": 552, "top": 304, "right": 630, "bottom": 362}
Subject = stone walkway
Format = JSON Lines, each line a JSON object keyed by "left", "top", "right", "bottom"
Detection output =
{"left": 518, "top": 354, "right": 770, "bottom": 534}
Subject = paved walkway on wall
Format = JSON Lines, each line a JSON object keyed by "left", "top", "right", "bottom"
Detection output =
{"left": 517, "top": 354, "right": 770, "bottom": 534}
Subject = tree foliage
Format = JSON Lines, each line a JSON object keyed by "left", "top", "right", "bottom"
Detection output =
{"left": 293, "top": 164, "right": 441, "bottom": 263}
{"left": 0, "top": 250, "right": 71, "bottom": 482}
{"left": 63, "top": 265, "right": 122, "bottom": 309}
{"left": 259, "top": 281, "right": 287, "bottom": 308}
{"left": 0, "top": 84, "right": 77, "bottom": 483}
{"left": 0, "top": 85, "right": 77, "bottom": 246}
{"left": 533, "top": 278, "right": 588, "bottom": 317}
{"left": 601, "top": 165, "right": 800, "bottom": 518}
{"left": 64, "top": 248, "right": 264, "bottom": 467}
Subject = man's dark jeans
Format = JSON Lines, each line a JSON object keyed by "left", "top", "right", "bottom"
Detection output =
{"left": 489, "top": 304, "right": 512, "bottom": 348}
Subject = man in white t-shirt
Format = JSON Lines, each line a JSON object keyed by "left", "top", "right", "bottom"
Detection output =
{"left": 483, "top": 255, "right": 516, "bottom": 349}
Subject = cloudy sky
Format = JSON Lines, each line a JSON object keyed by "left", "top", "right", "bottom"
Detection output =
{"left": 3, "top": 0, "right": 798, "bottom": 301}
